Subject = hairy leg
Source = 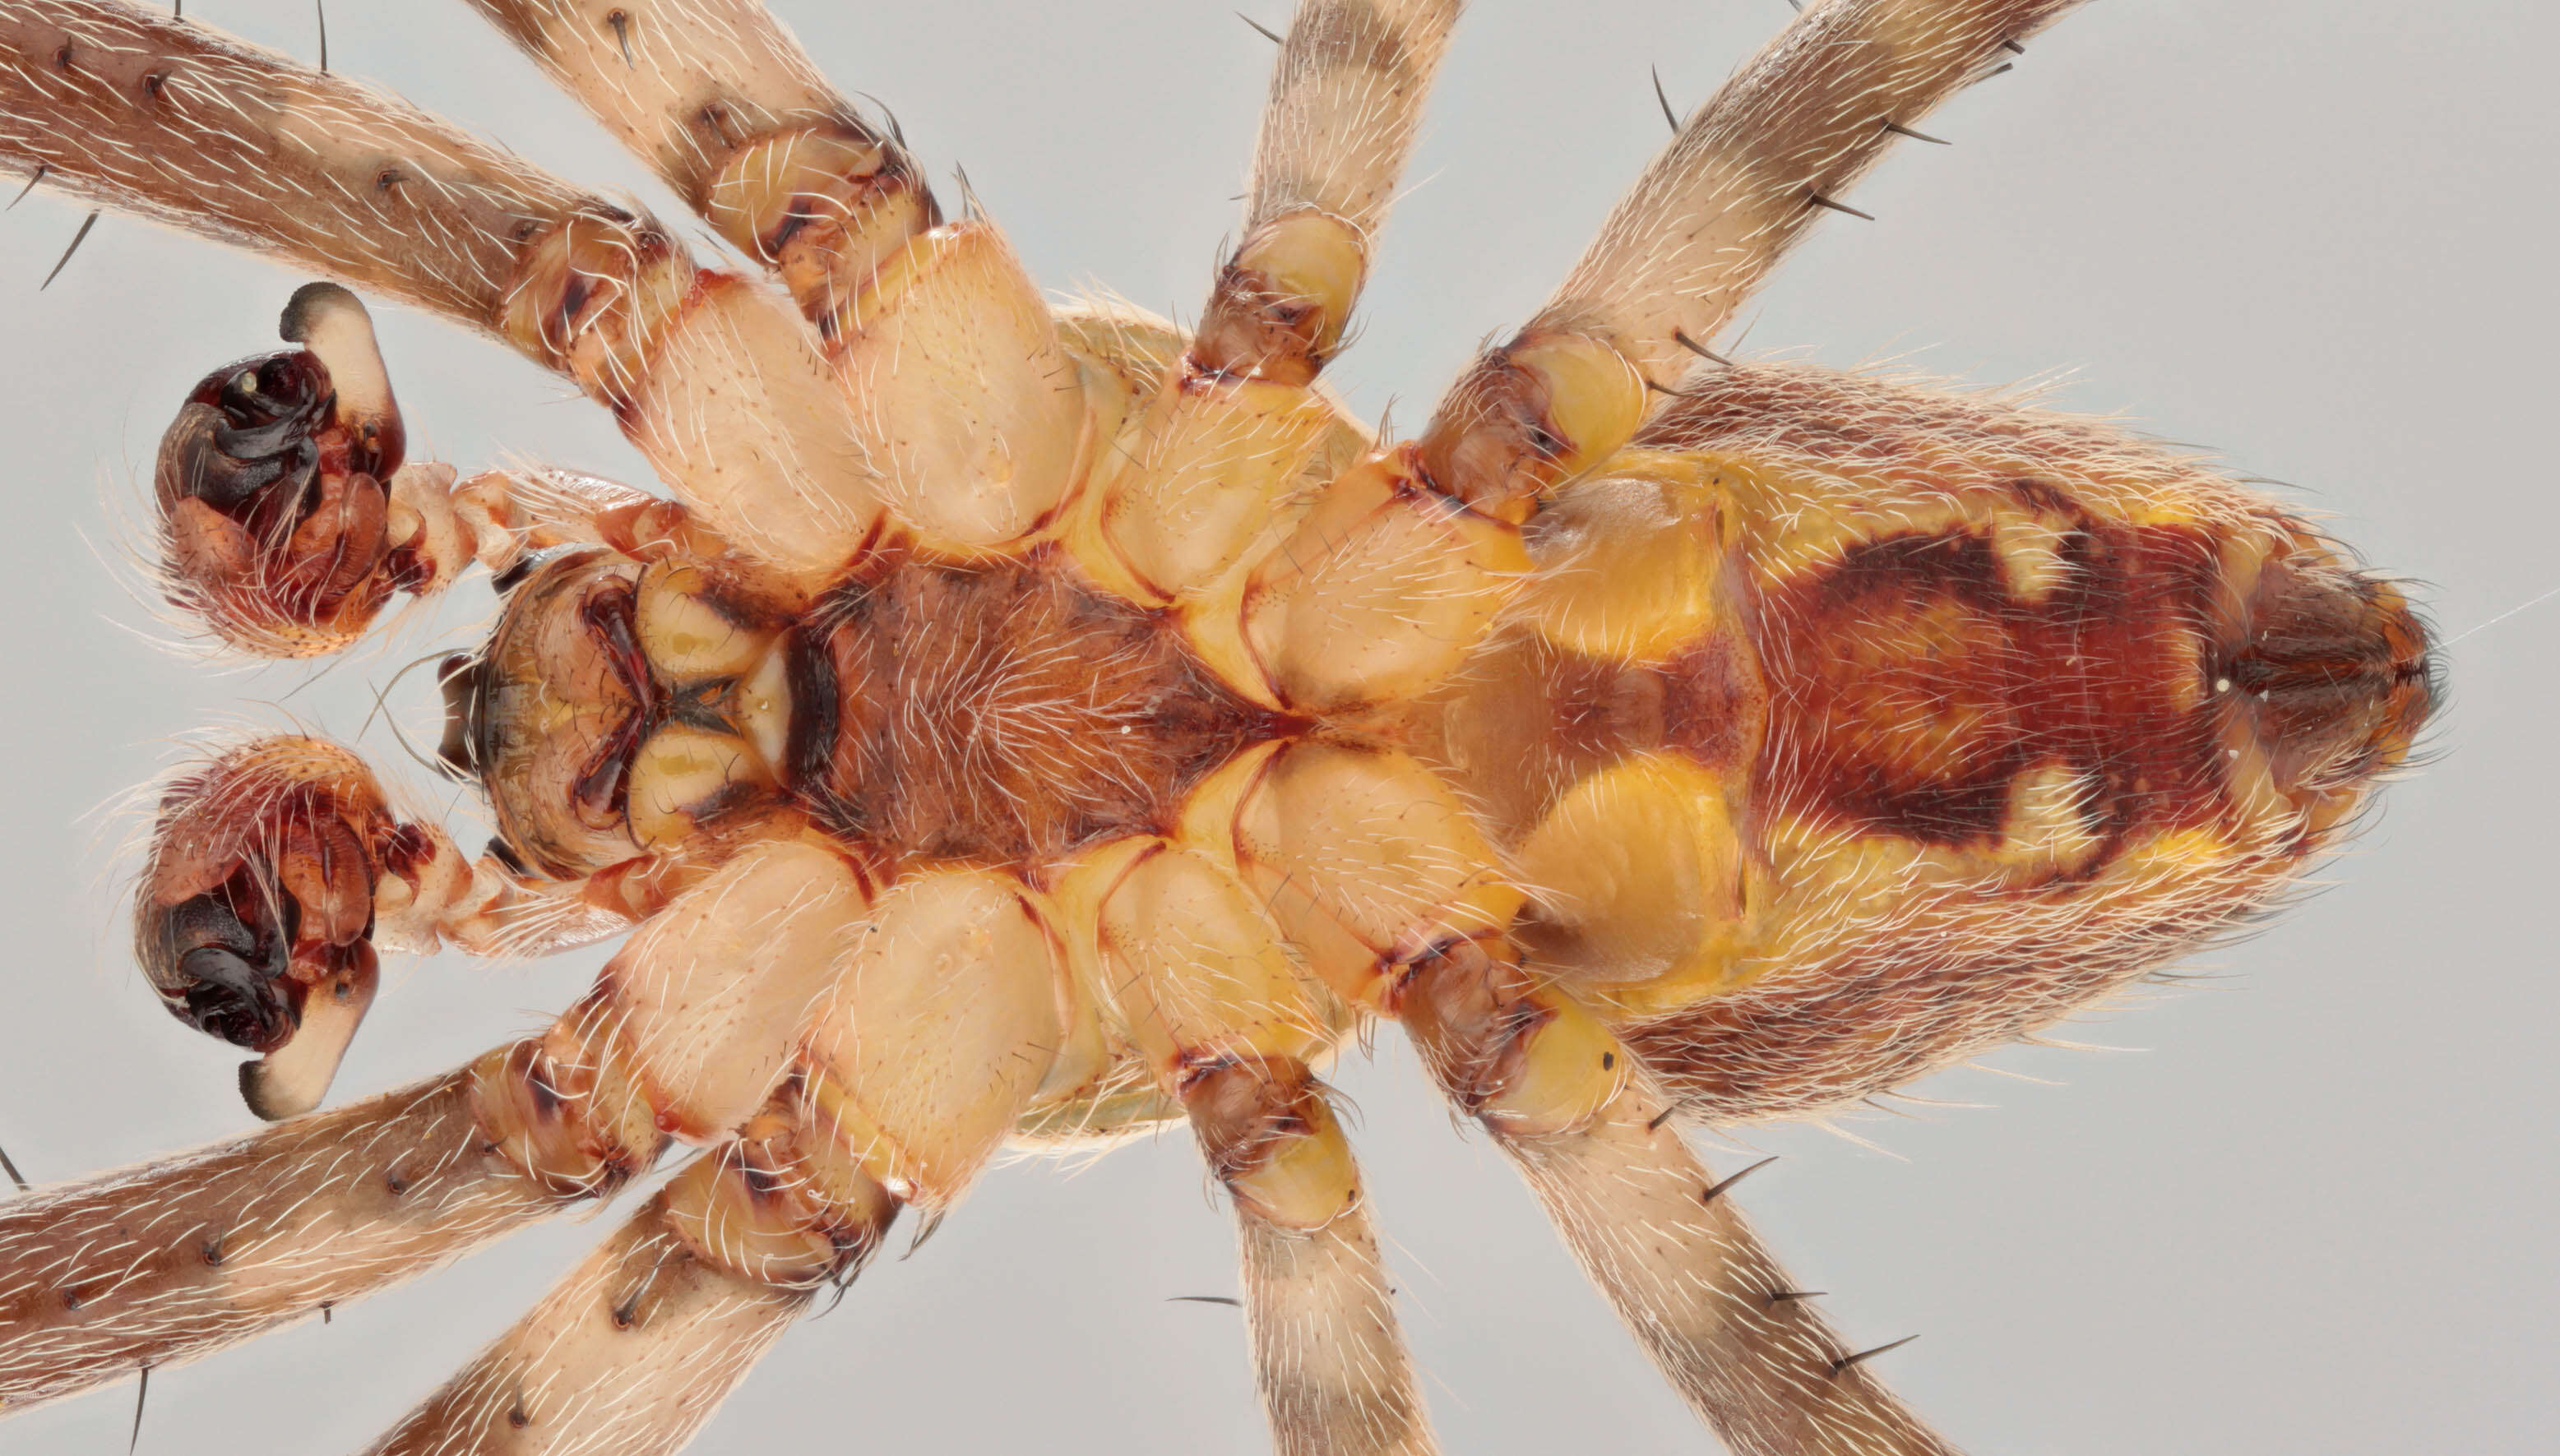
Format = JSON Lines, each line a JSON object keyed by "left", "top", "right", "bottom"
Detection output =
{"left": 460, "top": 0, "right": 1090, "bottom": 550}
{"left": 1185, "top": 1060, "right": 1437, "bottom": 1456}
{"left": 1076, "top": 0, "right": 1461, "bottom": 626}
{"left": 1192, "top": 0, "right": 1461, "bottom": 385}
{"left": 365, "top": 1106, "right": 897, "bottom": 1456}
{"left": 1410, "top": 0, "right": 2086, "bottom": 518}
{"left": 1, "top": 0, "right": 882, "bottom": 584}
{"left": 0, "top": 1039, "right": 654, "bottom": 1416}
{"left": 1397, "top": 939, "right": 1951, "bottom": 1456}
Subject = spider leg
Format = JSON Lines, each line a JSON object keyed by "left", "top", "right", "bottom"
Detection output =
{"left": 1192, "top": 0, "right": 1462, "bottom": 385}
{"left": 0, "top": 1040, "right": 654, "bottom": 1417}
{"left": 1396, "top": 938, "right": 1951, "bottom": 1456}
{"left": 373, "top": 864, "right": 1072, "bottom": 1453}
{"left": 1183, "top": 1059, "right": 1437, "bottom": 1456}
{"left": 1407, "top": 0, "right": 2086, "bottom": 519}
{"left": 455, "top": 0, "right": 932, "bottom": 307}
{"left": 458, "top": 0, "right": 1088, "bottom": 552}
{"left": 366, "top": 1109, "right": 899, "bottom": 1456}
{"left": 1073, "top": 0, "right": 1465, "bottom": 631}
{"left": 1, "top": 0, "right": 885, "bottom": 585}
{"left": 1, "top": 837, "right": 881, "bottom": 1422}
{"left": 1058, "top": 834, "right": 1437, "bottom": 1454}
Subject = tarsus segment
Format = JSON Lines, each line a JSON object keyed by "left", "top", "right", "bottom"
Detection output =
{"left": 1400, "top": 941, "right": 1953, "bottom": 1456}
{"left": 0, "top": 1057, "right": 580, "bottom": 1413}
{"left": 1414, "top": 0, "right": 2085, "bottom": 517}
{"left": 1193, "top": 0, "right": 1462, "bottom": 383}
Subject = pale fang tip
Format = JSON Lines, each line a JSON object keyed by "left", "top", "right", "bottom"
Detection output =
{"left": 238, "top": 964, "right": 379, "bottom": 1121}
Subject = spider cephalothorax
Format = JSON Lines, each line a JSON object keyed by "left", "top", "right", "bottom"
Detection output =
{"left": 0, "top": 2, "right": 2435, "bottom": 1454}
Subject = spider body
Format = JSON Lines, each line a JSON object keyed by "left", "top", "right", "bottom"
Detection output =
{"left": 0, "top": 2, "right": 2453, "bottom": 1454}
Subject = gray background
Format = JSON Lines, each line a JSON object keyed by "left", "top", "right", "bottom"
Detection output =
{"left": 2, "top": 2, "right": 2552, "bottom": 1452}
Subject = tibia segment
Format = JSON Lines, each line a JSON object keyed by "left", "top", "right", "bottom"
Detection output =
{"left": 1397, "top": 941, "right": 1953, "bottom": 1456}
{"left": 1184, "top": 1060, "right": 1438, "bottom": 1456}
{"left": 0, "top": 1054, "right": 624, "bottom": 1414}
{"left": 1415, "top": 0, "right": 2085, "bottom": 516}
{"left": 0, "top": 0, "right": 581, "bottom": 327}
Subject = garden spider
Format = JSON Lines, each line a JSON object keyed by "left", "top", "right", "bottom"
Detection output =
{"left": 0, "top": 2, "right": 2519, "bottom": 1453}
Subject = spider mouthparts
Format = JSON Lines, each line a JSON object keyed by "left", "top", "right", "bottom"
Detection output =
{"left": 238, "top": 943, "right": 379, "bottom": 1121}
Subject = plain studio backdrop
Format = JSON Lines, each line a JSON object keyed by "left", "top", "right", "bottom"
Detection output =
{"left": 0, "top": 2, "right": 2549, "bottom": 1453}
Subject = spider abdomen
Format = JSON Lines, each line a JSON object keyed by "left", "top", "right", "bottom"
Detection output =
{"left": 1434, "top": 363, "right": 2433, "bottom": 1120}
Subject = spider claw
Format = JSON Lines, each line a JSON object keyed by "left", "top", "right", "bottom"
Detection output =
{"left": 901, "top": 1206, "right": 947, "bottom": 1260}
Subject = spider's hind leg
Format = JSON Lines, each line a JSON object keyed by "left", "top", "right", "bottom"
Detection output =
{"left": 1413, "top": 0, "right": 2087, "bottom": 520}
{"left": 1396, "top": 937, "right": 1953, "bottom": 1456}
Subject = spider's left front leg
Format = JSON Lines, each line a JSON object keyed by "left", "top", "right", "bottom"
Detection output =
{"left": 2, "top": 0, "right": 887, "bottom": 585}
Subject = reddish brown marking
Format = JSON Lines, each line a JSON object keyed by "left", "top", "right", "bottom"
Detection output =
{"left": 1752, "top": 520, "right": 2226, "bottom": 862}
{"left": 795, "top": 547, "right": 1281, "bottom": 867}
